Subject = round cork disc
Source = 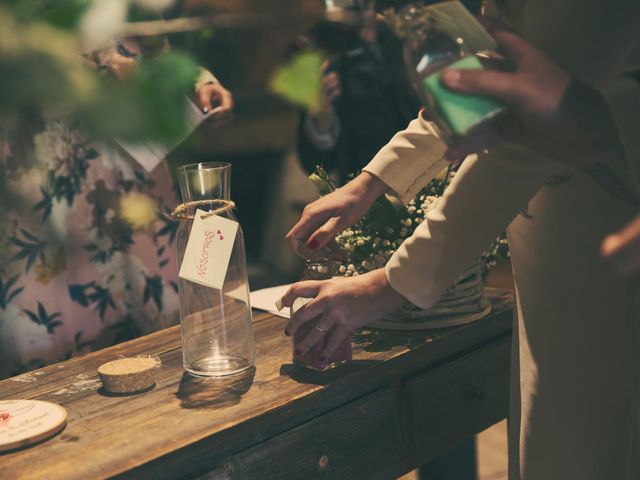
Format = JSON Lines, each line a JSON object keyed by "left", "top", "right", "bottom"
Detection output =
{"left": 98, "top": 357, "right": 157, "bottom": 394}
{"left": 0, "top": 400, "right": 67, "bottom": 452}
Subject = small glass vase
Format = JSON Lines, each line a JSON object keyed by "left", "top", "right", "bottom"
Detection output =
{"left": 176, "top": 162, "right": 255, "bottom": 377}
{"left": 290, "top": 258, "right": 352, "bottom": 371}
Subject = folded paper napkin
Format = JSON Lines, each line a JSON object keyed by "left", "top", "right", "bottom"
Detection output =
{"left": 250, "top": 284, "right": 292, "bottom": 319}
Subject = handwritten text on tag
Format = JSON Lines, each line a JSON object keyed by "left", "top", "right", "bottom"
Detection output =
{"left": 178, "top": 209, "right": 239, "bottom": 289}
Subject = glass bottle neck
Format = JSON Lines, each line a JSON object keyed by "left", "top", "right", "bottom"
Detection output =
{"left": 177, "top": 162, "right": 231, "bottom": 205}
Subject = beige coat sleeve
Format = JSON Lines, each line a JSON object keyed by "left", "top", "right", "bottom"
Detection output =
{"left": 385, "top": 144, "right": 562, "bottom": 308}
{"left": 362, "top": 114, "right": 448, "bottom": 204}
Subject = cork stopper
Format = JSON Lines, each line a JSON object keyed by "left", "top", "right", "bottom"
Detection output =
{"left": 98, "top": 357, "right": 158, "bottom": 394}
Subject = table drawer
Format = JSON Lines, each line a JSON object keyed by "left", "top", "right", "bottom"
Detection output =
{"left": 232, "top": 387, "right": 400, "bottom": 479}
{"left": 407, "top": 336, "right": 511, "bottom": 463}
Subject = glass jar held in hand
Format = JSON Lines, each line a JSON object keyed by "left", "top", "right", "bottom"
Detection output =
{"left": 385, "top": 1, "right": 508, "bottom": 145}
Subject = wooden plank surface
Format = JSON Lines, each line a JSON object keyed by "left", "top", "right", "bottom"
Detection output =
{"left": 0, "top": 304, "right": 512, "bottom": 480}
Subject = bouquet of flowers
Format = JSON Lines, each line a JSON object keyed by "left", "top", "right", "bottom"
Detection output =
{"left": 308, "top": 165, "right": 509, "bottom": 325}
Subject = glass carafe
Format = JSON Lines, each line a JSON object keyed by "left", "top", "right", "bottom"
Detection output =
{"left": 176, "top": 162, "right": 254, "bottom": 377}
{"left": 385, "top": 1, "right": 507, "bottom": 144}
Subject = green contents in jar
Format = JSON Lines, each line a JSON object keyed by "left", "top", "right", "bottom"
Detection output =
{"left": 423, "top": 55, "right": 504, "bottom": 136}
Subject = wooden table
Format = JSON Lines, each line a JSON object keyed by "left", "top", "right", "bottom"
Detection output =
{"left": 0, "top": 302, "right": 512, "bottom": 479}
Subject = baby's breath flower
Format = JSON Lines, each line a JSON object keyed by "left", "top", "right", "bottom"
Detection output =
{"left": 338, "top": 265, "right": 347, "bottom": 273}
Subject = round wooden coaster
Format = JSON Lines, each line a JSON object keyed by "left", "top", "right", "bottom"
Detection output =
{"left": 0, "top": 400, "right": 67, "bottom": 452}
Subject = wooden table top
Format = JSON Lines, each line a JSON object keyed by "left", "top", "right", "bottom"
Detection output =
{"left": 0, "top": 303, "right": 512, "bottom": 479}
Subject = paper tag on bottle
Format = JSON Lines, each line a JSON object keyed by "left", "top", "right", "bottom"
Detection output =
{"left": 178, "top": 209, "right": 239, "bottom": 289}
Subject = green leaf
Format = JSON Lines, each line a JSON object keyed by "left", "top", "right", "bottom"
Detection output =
{"left": 270, "top": 51, "right": 326, "bottom": 113}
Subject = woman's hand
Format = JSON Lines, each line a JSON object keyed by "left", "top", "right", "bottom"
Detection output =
{"left": 195, "top": 82, "right": 234, "bottom": 125}
{"left": 441, "top": 26, "right": 575, "bottom": 162}
{"left": 442, "top": 29, "right": 571, "bottom": 129}
{"left": 286, "top": 171, "right": 388, "bottom": 255}
{"left": 441, "top": 25, "right": 623, "bottom": 167}
{"left": 280, "top": 269, "right": 406, "bottom": 363}
{"left": 601, "top": 216, "right": 640, "bottom": 277}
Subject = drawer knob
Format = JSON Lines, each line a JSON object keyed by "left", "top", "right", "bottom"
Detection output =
{"left": 318, "top": 454, "right": 329, "bottom": 470}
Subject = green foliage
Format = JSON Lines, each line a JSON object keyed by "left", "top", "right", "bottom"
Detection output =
{"left": 269, "top": 50, "right": 326, "bottom": 113}
{"left": 81, "top": 53, "right": 199, "bottom": 141}
{"left": 0, "top": 2, "right": 199, "bottom": 143}
{"left": 3, "top": 0, "right": 92, "bottom": 30}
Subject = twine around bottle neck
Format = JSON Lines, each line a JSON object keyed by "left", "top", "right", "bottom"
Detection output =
{"left": 170, "top": 199, "right": 236, "bottom": 221}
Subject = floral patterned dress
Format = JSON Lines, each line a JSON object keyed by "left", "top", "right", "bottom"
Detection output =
{"left": 0, "top": 120, "right": 180, "bottom": 379}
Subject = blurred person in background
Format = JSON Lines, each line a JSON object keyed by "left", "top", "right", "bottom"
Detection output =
{"left": 0, "top": 30, "right": 233, "bottom": 379}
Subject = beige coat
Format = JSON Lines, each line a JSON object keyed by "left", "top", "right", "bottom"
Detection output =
{"left": 363, "top": 1, "right": 640, "bottom": 478}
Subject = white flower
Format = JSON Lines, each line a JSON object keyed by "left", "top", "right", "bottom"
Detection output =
{"left": 383, "top": 240, "right": 390, "bottom": 247}
{"left": 356, "top": 239, "right": 365, "bottom": 246}
{"left": 347, "top": 264, "right": 355, "bottom": 271}
{"left": 407, "top": 206, "right": 416, "bottom": 214}
{"left": 338, "top": 265, "right": 347, "bottom": 273}
{"left": 400, "top": 227, "right": 407, "bottom": 237}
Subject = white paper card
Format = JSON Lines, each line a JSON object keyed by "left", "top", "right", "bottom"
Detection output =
{"left": 116, "top": 99, "right": 214, "bottom": 172}
{"left": 178, "top": 210, "right": 239, "bottom": 289}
